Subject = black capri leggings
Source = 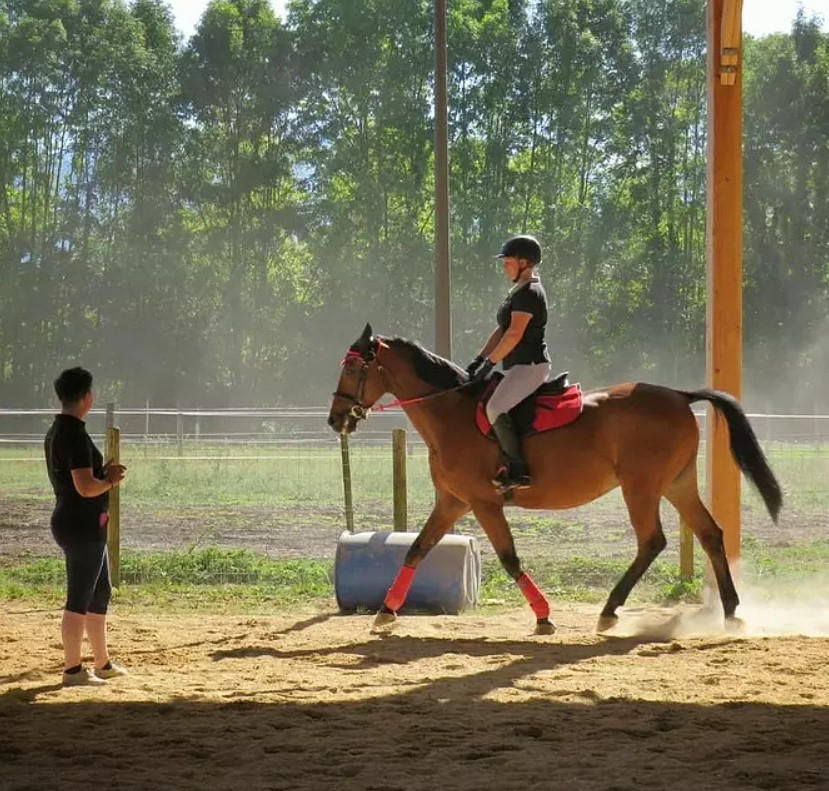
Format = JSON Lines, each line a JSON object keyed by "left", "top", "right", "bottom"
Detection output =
{"left": 53, "top": 533, "right": 112, "bottom": 615}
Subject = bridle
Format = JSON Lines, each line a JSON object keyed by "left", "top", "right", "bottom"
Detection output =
{"left": 332, "top": 341, "right": 473, "bottom": 424}
{"left": 332, "top": 348, "right": 380, "bottom": 422}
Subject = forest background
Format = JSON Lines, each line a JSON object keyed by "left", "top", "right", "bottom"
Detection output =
{"left": 2, "top": 0, "right": 828, "bottom": 413}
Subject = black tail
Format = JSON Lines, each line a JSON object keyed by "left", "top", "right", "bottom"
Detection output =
{"left": 682, "top": 388, "right": 783, "bottom": 523}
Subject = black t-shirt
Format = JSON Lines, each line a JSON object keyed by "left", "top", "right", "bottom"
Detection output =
{"left": 496, "top": 278, "right": 550, "bottom": 369}
{"left": 44, "top": 414, "right": 108, "bottom": 535}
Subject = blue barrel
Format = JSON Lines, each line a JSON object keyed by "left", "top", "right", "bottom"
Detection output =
{"left": 334, "top": 531, "right": 482, "bottom": 614}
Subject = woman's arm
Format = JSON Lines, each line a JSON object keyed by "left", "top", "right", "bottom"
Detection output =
{"left": 488, "top": 312, "right": 532, "bottom": 364}
{"left": 70, "top": 463, "right": 126, "bottom": 498}
{"left": 71, "top": 468, "right": 113, "bottom": 497}
{"left": 478, "top": 326, "right": 503, "bottom": 358}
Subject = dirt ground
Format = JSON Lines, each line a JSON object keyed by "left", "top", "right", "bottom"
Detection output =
{"left": 2, "top": 602, "right": 829, "bottom": 791}
{"left": 2, "top": 493, "right": 825, "bottom": 565}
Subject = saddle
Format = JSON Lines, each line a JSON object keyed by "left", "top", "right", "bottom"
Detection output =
{"left": 475, "top": 371, "right": 584, "bottom": 438}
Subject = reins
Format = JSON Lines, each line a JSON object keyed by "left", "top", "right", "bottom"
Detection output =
{"left": 370, "top": 381, "right": 472, "bottom": 412}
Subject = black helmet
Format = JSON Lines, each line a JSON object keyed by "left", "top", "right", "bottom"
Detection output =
{"left": 495, "top": 234, "right": 542, "bottom": 265}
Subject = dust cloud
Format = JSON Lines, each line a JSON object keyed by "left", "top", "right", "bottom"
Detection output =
{"left": 609, "top": 567, "right": 829, "bottom": 641}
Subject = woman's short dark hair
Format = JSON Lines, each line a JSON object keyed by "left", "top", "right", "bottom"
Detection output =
{"left": 54, "top": 367, "right": 93, "bottom": 405}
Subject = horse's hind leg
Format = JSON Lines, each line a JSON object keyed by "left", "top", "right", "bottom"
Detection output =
{"left": 665, "top": 466, "right": 739, "bottom": 623}
{"left": 597, "top": 485, "right": 667, "bottom": 632}
{"left": 372, "top": 490, "right": 470, "bottom": 631}
{"left": 472, "top": 501, "right": 555, "bottom": 635}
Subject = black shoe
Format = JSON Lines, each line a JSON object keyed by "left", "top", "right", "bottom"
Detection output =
{"left": 492, "top": 464, "right": 532, "bottom": 494}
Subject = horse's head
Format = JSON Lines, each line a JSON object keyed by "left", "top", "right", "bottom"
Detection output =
{"left": 327, "top": 323, "right": 389, "bottom": 434}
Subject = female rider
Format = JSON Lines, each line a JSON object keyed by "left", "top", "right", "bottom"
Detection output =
{"left": 466, "top": 235, "right": 551, "bottom": 494}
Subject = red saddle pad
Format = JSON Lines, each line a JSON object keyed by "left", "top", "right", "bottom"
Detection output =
{"left": 476, "top": 383, "right": 584, "bottom": 438}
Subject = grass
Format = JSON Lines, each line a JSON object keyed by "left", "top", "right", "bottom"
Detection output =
{"left": 0, "top": 442, "right": 437, "bottom": 509}
{"left": 1, "top": 439, "right": 826, "bottom": 613}
{"left": 1, "top": 440, "right": 828, "bottom": 512}
{"left": 5, "top": 539, "right": 826, "bottom": 614}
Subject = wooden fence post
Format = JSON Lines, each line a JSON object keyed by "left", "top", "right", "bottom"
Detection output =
{"left": 105, "top": 403, "right": 121, "bottom": 588}
{"left": 679, "top": 521, "right": 694, "bottom": 582}
{"left": 176, "top": 408, "right": 183, "bottom": 456}
{"left": 339, "top": 434, "right": 355, "bottom": 533}
{"left": 392, "top": 428, "right": 407, "bottom": 532}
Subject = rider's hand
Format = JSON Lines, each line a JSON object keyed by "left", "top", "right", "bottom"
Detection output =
{"left": 470, "top": 358, "right": 494, "bottom": 383}
{"left": 465, "top": 355, "right": 485, "bottom": 378}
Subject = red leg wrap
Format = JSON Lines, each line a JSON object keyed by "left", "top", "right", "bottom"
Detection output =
{"left": 517, "top": 572, "right": 550, "bottom": 620}
{"left": 384, "top": 564, "right": 416, "bottom": 612}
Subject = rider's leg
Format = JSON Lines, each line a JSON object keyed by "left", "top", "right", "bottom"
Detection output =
{"left": 490, "top": 413, "right": 531, "bottom": 489}
{"left": 485, "top": 362, "right": 550, "bottom": 491}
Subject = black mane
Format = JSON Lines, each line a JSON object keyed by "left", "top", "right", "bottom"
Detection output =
{"left": 385, "top": 337, "right": 467, "bottom": 390}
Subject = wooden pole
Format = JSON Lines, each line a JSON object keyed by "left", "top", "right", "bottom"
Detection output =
{"left": 105, "top": 403, "right": 121, "bottom": 588}
{"left": 679, "top": 517, "right": 695, "bottom": 581}
{"left": 339, "top": 434, "right": 355, "bottom": 533}
{"left": 706, "top": 0, "right": 743, "bottom": 563}
{"left": 434, "top": 0, "right": 451, "bottom": 359}
{"left": 679, "top": 418, "right": 699, "bottom": 580}
{"left": 176, "top": 408, "right": 184, "bottom": 456}
{"left": 392, "top": 428, "right": 408, "bottom": 532}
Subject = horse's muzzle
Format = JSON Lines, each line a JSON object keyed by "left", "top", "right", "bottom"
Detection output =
{"left": 327, "top": 412, "right": 358, "bottom": 435}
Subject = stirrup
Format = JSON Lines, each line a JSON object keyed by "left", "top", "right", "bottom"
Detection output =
{"left": 492, "top": 465, "right": 532, "bottom": 494}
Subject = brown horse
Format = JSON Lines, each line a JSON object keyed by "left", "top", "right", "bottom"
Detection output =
{"left": 327, "top": 324, "right": 782, "bottom": 634}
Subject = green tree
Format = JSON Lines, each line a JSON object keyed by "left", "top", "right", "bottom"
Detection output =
{"left": 180, "top": 0, "right": 305, "bottom": 402}
{"left": 743, "top": 15, "right": 829, "bottom": 409}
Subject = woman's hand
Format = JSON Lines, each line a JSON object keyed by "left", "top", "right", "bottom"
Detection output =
{"left": 103, "top": 462, "right": 127, "bottom": 486}
{"left": 469, "top": 358, "right": 494, "bottom": 383}
{"left": 465, "top": 355, "right": 485, "bottom": 377}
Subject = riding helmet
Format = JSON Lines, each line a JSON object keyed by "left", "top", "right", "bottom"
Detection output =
{"left": 495, "top": 234, "right": 542, "bottom": 265}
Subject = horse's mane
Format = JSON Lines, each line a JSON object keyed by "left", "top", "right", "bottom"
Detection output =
{"left": 384, "top": 337, "right": 467, "bottom": 390}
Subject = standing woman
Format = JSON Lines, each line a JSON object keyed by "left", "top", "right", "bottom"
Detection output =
{"left": 466, "top": 235, "right": 551, "bottom": 493}
{"left": 44, "top": 367, "right": 128, "bottom": 686}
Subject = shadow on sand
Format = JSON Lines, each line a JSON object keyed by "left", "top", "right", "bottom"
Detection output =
{"left": 2, "top": 609, "right": 827, "bottom": 791}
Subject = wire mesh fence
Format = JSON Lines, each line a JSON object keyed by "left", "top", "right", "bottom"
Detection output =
{"left": 1, "top": 407, "right": 827, "bottom": 584}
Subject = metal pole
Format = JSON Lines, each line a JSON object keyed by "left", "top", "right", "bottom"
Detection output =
{"left": 434, "top": 0, "right": 451, "bottom": 359}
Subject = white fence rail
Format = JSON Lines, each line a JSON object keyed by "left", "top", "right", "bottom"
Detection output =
{"left": 1, "top": 406, "right": 828, "bottom": 448}
{"left": 1, "top": 406, "right": 826, "bottom": 569}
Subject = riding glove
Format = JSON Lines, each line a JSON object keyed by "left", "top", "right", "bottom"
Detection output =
{"left": 470, "top": 358, "right": 494, "bottom": 383}
{"left": 465, "top": 355, "right": 485, "bottom": 377}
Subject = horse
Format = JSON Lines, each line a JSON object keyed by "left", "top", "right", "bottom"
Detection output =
{"left": 327, "top": 323, "right": 783, "bottom": 635}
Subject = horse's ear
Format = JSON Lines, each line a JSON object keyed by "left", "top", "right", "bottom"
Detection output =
{"left": 353, "top": 322, "right": 375, "bottom": 357}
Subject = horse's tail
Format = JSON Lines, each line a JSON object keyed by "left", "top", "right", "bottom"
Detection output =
{"left": 681, "top": 388, "right": 783, "bottom": 524}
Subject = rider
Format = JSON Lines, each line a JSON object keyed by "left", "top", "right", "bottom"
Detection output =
{"left": 466, "top": 234, "right": 551, "bottom": 493}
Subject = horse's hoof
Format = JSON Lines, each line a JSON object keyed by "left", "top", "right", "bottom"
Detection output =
{"left": 371, "top": 610, "right": 397, "bottom": 634}
{"left": 596, "top": 614, "right": 618, "bottom": 633}
{"left": 725, "top": 615, "right": 745, "bottom": 634}
{"left": 534, "top": 618, "right": 556, "bottom": 635}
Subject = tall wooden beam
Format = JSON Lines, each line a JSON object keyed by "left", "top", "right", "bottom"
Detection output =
{"left": 434, "top": 0, "right": 451, "bottom": 358}
{"left": 706, "top": 0, "right": 743, "bottom": 562}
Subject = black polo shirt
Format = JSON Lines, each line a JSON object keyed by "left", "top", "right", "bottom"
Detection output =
{"left": 44, "top": 414, "right": 109, "bottom": 539}
{"left": 496, "top": 278, "right": 550, "bottom": 369}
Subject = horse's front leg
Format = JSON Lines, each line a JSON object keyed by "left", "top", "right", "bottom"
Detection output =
{"left": 471, "top": 500, "right": 556, "bottom": 635}
{"left": 372, "top": 490, "right": 470, "bottom": 632}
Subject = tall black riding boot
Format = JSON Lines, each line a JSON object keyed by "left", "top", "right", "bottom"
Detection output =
{"left": 490, "top": 414, "right": 531, "bottom": 493}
